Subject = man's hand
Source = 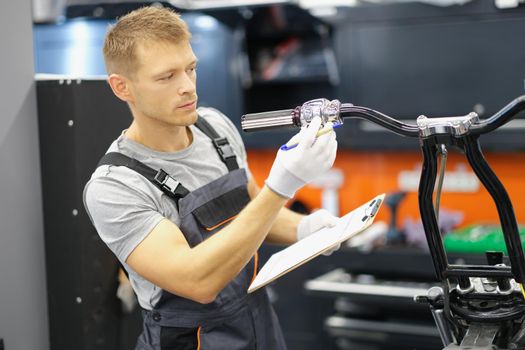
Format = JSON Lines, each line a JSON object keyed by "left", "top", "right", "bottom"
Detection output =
{"left": 265, "top": 117, "right": 338, "bottom": 199}
{"left": 116, "top": 268, "right": 137, "bottom": 313}
{"left": 297, "top": 209, "right": 341, "bottom": 255}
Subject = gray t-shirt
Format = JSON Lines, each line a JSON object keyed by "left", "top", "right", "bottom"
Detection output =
{"left": 83, "top": 107, "right": 252, "bottom": 310}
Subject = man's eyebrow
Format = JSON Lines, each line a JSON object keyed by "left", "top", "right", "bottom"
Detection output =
{"left": 153, "top": 59, "right": 198, "bottom": 77}
{"left": 152, "top": 68, "right": 175, "bottom": 78}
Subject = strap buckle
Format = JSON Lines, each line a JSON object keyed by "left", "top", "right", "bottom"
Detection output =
{"left": 153, "top": 169, "right": 181, "bottom": 195}
{"left": 213, "top": 137, "right": 236, "bottom": 160}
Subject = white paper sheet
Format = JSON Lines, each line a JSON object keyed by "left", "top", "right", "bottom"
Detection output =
{"left": 248, "top": 193, "right": 385, "bottom": 293}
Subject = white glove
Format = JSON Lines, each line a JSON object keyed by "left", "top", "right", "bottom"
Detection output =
{"left": 265, "top": 117, "right": 338, "bottom": 198}
{"left": 116, "top": 272, "right": 137, "bottom": 313}
{"left": 297, "top": 209, "right": 341, "bottom": 255}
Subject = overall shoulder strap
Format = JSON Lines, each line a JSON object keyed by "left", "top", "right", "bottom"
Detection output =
{"left": 97, "top": 152, "right": 190, "bottom": 203}
{"left": 194, "top": 115, "right": 239, "bottom": 171}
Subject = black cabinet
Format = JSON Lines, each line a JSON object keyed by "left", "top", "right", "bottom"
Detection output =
{"left": 37, "top": 79, "right": 142, "bottom": 350}
{"left": 333, "top": 1, "right": 525, "bottom": 150}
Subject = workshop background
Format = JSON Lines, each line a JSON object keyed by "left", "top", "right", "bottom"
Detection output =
{"left": 1, "top": 0, "right": 525, "bottom": 349}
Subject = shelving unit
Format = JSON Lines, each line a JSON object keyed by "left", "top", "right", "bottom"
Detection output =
{"left": 305, "top": 247, "right": 490, "bottom": 350}
{"left": 237, "top": 4, "right": 340, "bottom": 148}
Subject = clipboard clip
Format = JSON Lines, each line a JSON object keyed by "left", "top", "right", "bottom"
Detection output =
{"left": 361, "top": 198, "right": 382, "bottom": 222}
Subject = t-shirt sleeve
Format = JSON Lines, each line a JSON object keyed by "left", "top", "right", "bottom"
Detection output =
{"left": 83, "top": 175, "right": 165, "bottom": 263}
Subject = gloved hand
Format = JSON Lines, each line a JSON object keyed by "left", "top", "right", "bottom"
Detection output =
{"left": 297, "top": 209, "right": 341, "bottom": 255}
{"left": 116, "top": 269, "right": 137, "bottom": 313}
{"left": 265, "top": 116, "right": 337, "bottom": 199}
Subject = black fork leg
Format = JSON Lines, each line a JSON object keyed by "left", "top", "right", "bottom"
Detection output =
{"left": 463, "top": 135, "right": 525, "bottom": 283}
{"left": 419, "top": 140, "right": 448, "bottom": 281}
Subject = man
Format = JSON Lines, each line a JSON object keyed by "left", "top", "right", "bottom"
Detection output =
{"left": 84, "top": 6, "right": 338, "bottom": 350}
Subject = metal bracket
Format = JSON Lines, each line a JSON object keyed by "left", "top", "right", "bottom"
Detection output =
{"left": 417, "top": 112, "right": 479, "bottom": 137}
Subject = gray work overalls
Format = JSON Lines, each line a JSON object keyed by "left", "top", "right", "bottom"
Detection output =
{"left": 98, "top": 116, "right": 287, "bottom": 350}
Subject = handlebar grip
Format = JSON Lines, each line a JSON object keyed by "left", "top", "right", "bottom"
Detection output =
{"left": 241, "top": 109, "right": 299, "bottom": 132}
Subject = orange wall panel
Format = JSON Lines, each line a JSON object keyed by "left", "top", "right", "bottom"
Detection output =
{"left": 247, "top": 150, "right": 525, "bottom": 227}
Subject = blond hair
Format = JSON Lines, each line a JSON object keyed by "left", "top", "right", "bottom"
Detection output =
{"left": 103, "top": 6, "right": 191, "bottom": 76}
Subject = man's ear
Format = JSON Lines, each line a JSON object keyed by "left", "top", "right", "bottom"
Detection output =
{"left": 107, "top": 73, "right": 133, "bottom": 102}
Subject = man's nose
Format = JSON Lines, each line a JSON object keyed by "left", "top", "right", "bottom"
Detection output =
{"left": 178, "top": 73, "right": 196, "bottom": 95}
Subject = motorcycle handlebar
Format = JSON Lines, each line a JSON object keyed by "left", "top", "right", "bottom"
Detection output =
{"left": 241, "top": 95, "right": 525, "bottom": 138}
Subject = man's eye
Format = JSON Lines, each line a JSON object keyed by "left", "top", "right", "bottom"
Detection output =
{"left": 188, "top": 67, "right": 197, "bottom": 73}
{"left": 160, "top": 74, "right": 173, "bottom": 81}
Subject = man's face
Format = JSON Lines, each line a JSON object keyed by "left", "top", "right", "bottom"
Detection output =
{"left": 128, "top": 40, "right": 198, "bottom": 127}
